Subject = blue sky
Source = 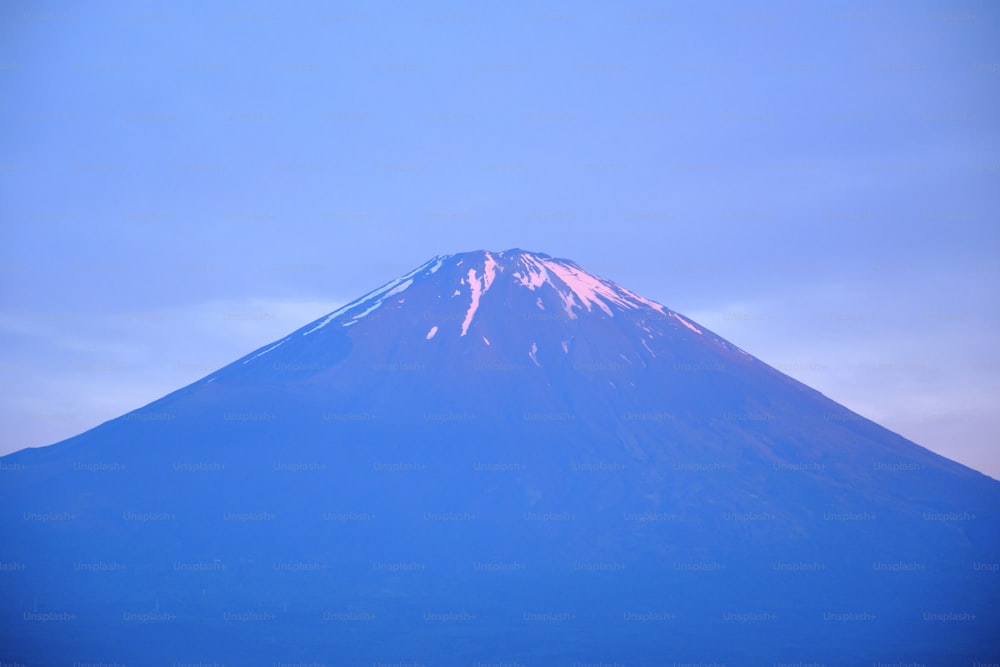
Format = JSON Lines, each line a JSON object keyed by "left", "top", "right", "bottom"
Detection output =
{"left": 2, "top": 1, "right": 998, "bottom": 476}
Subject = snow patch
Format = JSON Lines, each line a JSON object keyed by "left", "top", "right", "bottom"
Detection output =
{"left": 535, "top": 257, "right": 670, "bottom": 318}
{"left": 242, "top": 338, "right": 289, "bottom": 364}
{"left": 514, "top": 255, "right": 549, "bottom": 289}
{"left": 426, "top": 326, "right": 438, "bottom": 340}
{"left": 342, "top": 278, "right": 413, "bottom": 326}
{"left": 528, "top": 342, "right": 540, "bottom": 367}
{"left": 482, "top": 336, "right": 491, "bottom": 346}
{"left": 460, "top": 252, "right": 498, "bottom": 336}
{"left": 303, "top": 257, "right": 434, "bottom": 335}
{"left": 619, "top": 288, "right": 668, "bottom": 315}
{"left": 553, "top": 287, "right": 581, "bottom": 318}
{"left": 671, "top": 312, "right": 703, "bottom": 334}
{"left": 483, "top": 253, "right": 499, "bottom": 286}
{"left": 426, "top": 256, "right": 446, "bottom": 274}
{"left": 541, "top": 260, "right": 615, "bottom": 316}
{"left": 301, "top": 301, "right": 357, "bottom": 336}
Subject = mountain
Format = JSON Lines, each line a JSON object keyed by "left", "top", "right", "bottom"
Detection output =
{"left": 2, "top": 248, "right": 998, "bottom": 666}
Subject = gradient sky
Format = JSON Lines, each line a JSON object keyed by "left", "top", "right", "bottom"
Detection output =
{"left": 2, "top": 1, "right": 998, "bottom": 477}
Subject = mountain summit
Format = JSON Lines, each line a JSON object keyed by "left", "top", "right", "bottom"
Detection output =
{"left": 222, "top": 248, "right": 729, "bottom": 376}
{"left": 2, "top": 250, "right": 998, "bottom": 665}
{"left": 296, "top": 248, "right": 691, "bottom": 337}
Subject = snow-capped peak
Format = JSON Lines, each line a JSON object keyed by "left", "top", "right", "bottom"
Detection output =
{"left": 294, "top": 249, "right": 693, "bottom": 342}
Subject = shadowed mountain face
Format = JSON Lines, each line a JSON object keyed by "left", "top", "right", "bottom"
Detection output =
{"left": 2, "top": 249, "right": 998, "bottom": 665}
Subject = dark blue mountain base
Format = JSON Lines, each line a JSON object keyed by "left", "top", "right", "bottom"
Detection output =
{"left": 2, "top": 250, "right": 998, "bottom": 665}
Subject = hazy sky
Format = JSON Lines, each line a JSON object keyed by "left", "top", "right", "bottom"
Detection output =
{"left": 2, "top": 1, "right": 998, "bottom": 477}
